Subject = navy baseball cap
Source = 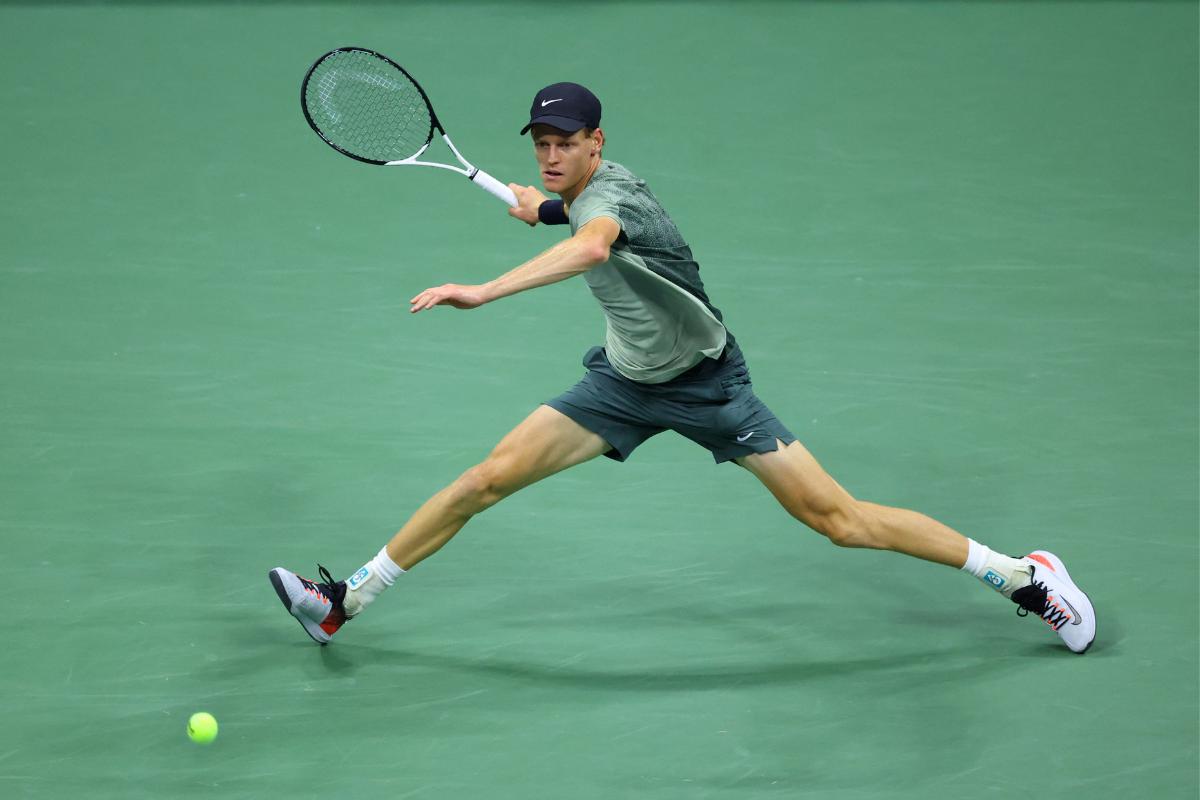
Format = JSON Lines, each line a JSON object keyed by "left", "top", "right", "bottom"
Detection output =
{"left": 519, "top": 82, "right": 602, "bottom": 135}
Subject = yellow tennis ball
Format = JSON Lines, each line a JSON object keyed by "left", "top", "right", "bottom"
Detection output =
{"left": 187, "top": 712, "right": 218, "bottom": 744}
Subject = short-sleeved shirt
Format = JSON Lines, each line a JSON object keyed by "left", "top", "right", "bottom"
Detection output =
{"left": 568, "top": 161, "right": 734, "bottom": 384}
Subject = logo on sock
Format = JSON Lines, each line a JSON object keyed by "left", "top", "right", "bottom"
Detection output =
{"left": 982, "top": 569, "right": 1007, "bottom": 590}
{"left": 347, "top": 566, "right": 370, "bottom": 590}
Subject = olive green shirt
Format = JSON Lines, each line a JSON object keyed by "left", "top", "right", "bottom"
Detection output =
{"left": 568, "top": 161, "right": 730, "bottom": 384}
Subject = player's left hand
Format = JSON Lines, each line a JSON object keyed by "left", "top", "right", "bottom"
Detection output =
{"left": 409, "top": 284, "right": 488, "bottom": 313}
{"left": 507, "top": 183, "right": 547, "bottom": 226}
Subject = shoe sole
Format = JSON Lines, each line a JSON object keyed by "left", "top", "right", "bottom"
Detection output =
{"left": 1028, "top": 550, "right": 1096, "bottom": 655}
{"left": 268, "top": 568, "right": 332, "bottom": 646}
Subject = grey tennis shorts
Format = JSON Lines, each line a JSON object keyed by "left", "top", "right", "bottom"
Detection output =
{"left": 545, "top": 344, "right": 796, "bottom": 464}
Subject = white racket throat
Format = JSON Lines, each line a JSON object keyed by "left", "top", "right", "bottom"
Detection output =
{"left": 384, "top": 133, "right": 517, "bottom": 206}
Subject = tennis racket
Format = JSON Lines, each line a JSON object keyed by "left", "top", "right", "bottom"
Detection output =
{"left": 301, "top": 47, "right": 517, "bottom": 207}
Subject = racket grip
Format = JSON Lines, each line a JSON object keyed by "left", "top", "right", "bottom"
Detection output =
{"left": 470, "top": 168, "right": 518, "bottom": 207}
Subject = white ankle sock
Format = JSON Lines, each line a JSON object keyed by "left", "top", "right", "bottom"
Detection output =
{"left": 962, "top": 539, "right": 1031, "bottom": 597}
{"left": 343, "top": 547, "right": 405, "bottom": 617}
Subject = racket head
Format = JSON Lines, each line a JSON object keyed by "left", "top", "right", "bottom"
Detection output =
{"left": 301, "top": 47, "right": 443, "bottom": 165}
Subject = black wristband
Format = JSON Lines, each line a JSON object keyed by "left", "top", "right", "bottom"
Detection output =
{"left": 537, "top": 199, "right": 569, "bottom": 225}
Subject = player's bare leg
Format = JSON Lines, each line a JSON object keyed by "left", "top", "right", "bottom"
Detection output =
{"left": 383, "top": 404, "right": 611, "bottom": 570}
{"left": 269, "top": 405, "right": 610, "bottom": 643}
{"left": 736, "top": 439, "right": 968, "bottom": 565}
{"left": 737, "top": 439, "right": 1096, "bottom": 652}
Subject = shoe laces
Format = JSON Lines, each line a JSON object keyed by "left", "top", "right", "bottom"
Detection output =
{"left": 1010, "top": 567, "right": 1075, "bottom": 631}
{"left": 316, "top": 564, "right": 347, "bottom": 609}
{"left": 1011, "top": 577, "right": 1049, "bottom": 619}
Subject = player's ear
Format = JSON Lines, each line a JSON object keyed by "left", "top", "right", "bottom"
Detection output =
{"left": 591, "top": 127, "right": 604, "bottom": 153}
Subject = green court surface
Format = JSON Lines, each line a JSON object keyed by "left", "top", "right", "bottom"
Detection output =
{"left": 2, "top": 1, "right": 1197, "bottom": 797}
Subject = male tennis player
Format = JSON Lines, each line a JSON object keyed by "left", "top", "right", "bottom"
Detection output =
{"left": 270, "top": 83, "right": 1096, "bottom": 653}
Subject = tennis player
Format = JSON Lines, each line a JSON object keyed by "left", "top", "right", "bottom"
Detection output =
{"left": 270, "top": 83, "right": 1096, "bottom": 653}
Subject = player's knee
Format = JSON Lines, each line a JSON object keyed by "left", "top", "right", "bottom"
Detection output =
{"left": 452, "top": 458, "right": 519, "bottom": 514}
{"left": 805, "top": 505, "right": 878, "bottom": 549}
{"left": 450, "top": 466, "right": 503, "bottom": 514}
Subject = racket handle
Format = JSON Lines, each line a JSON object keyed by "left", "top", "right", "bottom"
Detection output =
{"left": 470, "top": 168, "right": 518, "bottom": 207}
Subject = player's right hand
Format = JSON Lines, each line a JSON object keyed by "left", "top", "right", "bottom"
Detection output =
{"left": 507, "top": 183, "right": 547, "bottom": 226}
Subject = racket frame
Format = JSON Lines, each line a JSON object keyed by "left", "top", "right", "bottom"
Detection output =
{"left": 301, "top": 47, "right": 516, "bottom": 206}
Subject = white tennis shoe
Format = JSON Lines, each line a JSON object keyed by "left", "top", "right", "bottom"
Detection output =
{"left": 1010, "top": 550, "right": 1096, "bottom": 654}
{"left": 268, "top": 565, "right": 349, "bottom": 645}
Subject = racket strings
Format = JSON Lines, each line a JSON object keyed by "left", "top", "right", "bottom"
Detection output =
{"left": 304, "top": 50, "right": 433, "bottom": 163}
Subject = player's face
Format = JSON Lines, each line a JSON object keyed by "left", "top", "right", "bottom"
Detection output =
{"left": 531, "top": 125, "right": 602, "bottom": 196}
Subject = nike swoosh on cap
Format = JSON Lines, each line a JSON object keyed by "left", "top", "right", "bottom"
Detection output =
{"left": 540, "top": 98, "right": 563, "bottom": 107}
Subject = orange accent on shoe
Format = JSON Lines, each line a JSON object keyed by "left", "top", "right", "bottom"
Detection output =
{"left": 320, "top": 608, "right": 345, "bottom": 635}
{"left": 1027, "top": 553, "right": 1055, "bottom": 571}
{"left": 1043, "top": 600, "right": 1070, "bottom": 629}
{"left": 300, "top": 580, "right": 330, "bottom": 602}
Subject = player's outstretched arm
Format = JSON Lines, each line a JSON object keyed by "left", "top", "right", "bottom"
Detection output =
{"left": 409, "top": 217, "right": 620, "bottom": 313}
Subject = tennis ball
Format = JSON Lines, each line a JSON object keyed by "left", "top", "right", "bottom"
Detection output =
{"left": 187, "top": 712, "right": 218, "bottom": 744}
